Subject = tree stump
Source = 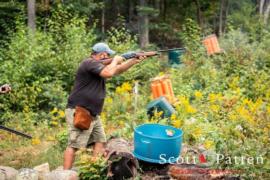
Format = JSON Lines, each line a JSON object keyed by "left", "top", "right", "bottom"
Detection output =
{"left": 106, "top": 138, "right": 139, "bottom": 180}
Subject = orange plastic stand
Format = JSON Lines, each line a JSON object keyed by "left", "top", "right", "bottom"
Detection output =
{"left": 202, "top": 34, "right": 221, "bottom": 55}
{"left": 150, "top": 75, "right": 176, "bottom": 103}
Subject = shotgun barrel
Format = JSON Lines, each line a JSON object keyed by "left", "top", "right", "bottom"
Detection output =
{"left": 0, "top": 125, "right": 32, "bottom": 139}
{"left": 100, "top": 47, "right": 185, "bottom": 64}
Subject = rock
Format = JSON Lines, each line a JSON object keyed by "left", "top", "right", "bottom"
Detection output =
{"left": 44, "top": 170, "right": 78, "bottom": 180}
{"left": 33, "top": 163, "right": 50, "bottom": 180}
{"left": 0, "top": 166, "right": 18, "bottom": 180}
{"left": 16, "top": 168, "right": 38, "bottom": 180}
{"left": 54, "top": 166, "right": 63, "bottom": 171}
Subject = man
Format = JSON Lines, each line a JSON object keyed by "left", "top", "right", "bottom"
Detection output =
{"left": 0, "top": 84, "right": 11, "bottom": 94}
{"left": 64, "top": 42, "right": 146, "bottom": 169}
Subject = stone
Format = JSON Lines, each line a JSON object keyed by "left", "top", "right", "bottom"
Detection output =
{"left": 44, "top": 170, "right": 78, "bottom": 180}
{"left": 16, "top": 168, "right": 38, "bottom": 180}
{"left": 0, "top": 166, "right": 18, "bottom": 180}
{"left": 33, "top": 163, "right": 50, "bottom": 180}
{"left": 54, "top": 166, "right": 63, "bottom": 171}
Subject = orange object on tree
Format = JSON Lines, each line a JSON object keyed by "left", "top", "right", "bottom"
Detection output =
{"left": 202, "top": 34, "right": 221, "bottom": 55}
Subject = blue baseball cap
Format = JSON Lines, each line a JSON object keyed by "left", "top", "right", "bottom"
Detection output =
{"left": 92, "top": 42, "right": 115, "bottom": 55}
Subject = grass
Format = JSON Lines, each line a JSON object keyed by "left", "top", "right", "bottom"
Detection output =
{"left": 0, "top": 122, "right": 64, "bottom": 170}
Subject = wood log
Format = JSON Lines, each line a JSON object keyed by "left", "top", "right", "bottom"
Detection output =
{"left": 105, "top": 138, "right": 139, "bottom": 180}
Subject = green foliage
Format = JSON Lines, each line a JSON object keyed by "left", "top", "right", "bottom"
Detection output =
{"left": 63, "top": 0, "right": 103, "bottom": 16}
{"left": 106, "top": 26, "right": 138, "bottom": 53}
{"left": 76, "top": 150, "right": 108, "bottom": 180}
{"left": 56, "top": 130, "right": 68, "bottom": 150}
{"left": 0, "top": 7, "right": 96, "bottom": 123}
{"left": 180, "top": 18, "right": 202, "bottom": 50}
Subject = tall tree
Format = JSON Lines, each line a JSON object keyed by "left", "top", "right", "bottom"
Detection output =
{"left": 194, "top": 0, "right": 203, "bottom": 28}
{"left": 138, "top": 0, "right": 149, "bottom": 48}
{"left": 219, "top": 0, "right": 230, "bottom": 35}
{"left": 257, "top": 0, "right": 270, "bottom": 23}
{"left": 27, "top": 0, "right": 36, "bottom": 32}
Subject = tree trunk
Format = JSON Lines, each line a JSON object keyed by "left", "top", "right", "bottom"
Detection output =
{"left": 194, "top": 0, "right": 203, "bottom": 28}
{"left": 260, "top": 0, "right": 266, "bottom": 15}
{"left": 139, "top": 0, "right": 149, "bottom": 48}
{"left": 128, "top": 0, "right": 134, "bottom": 22}
{"left": 27, "top": 0, "right": 36, "bottom": 33}
{"left": 101, "top": 0, "right": 105, "bottom": 39}
{"left": 219, "top": 0, "right": 225, "bottom": 36}
{"left": 223, "top": 0, "right": 230, "bottom": 33}
{"left": 264, "top": 2, "right": 270, "bottom": 23}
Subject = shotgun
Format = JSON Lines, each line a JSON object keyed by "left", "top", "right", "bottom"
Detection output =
{"left": 100, "top": 48, "right": 185, "bottom": 64}
{"left": 0, "top": 125, "right": 32, "bottom": 139}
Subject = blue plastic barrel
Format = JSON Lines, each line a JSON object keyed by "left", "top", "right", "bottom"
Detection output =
{"left": 133, "top": 123, "right": 183, "bottom": 164}
{"left": 168, "top": 49, "right": 185, "bottom": 64}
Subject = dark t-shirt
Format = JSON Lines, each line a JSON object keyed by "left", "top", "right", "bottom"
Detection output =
{"left": 67, "top": 59, "right": 106, "bottom": 115}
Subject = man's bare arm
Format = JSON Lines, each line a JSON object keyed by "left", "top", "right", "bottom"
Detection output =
{"left": 99, "top": 56, "right": 145, "bottom": 78}
{"left": 99, "top": 56, "right": 124, "bottom": 78}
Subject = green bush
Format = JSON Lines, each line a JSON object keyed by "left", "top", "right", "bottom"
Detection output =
{"left": 0, "top": 7, "right": 96, "bottom": 123}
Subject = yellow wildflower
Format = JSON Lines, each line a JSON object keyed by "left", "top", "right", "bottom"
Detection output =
{"left": 248, "top": 98, "right": 263, "bottom": 113}
{"left": 121, "top": 82, "right": 132, "bottom": 92}
{"left": 172, "top": 119, "right": 182, "bottom": 128}
{"left": 106, "top": 97, "right": 113, "bottom": 104}
{"left": 210, "top": 104, "right": 220, "bottom": 112}
{"left": 116, "top": 86, "right": 124, "bottom": 94}
{"left": 228, "top": 113, "right": 237, "bottom": 121}
{"left": 194, "top": 90, "right": 203, "bottom": 100}
{"left": 208, "top": 93, "right": 223, "bottom": 103}
{"left": 119, "top": 120, "right": 124, "bottom": 126}
{"left": 193, "top": 127, "right": 202, "bottom": 138}
{"left": 237, "top": 106, "right": 255, "bottom": 125}
{"left": 171, "top": 114, "right": 177, "bottom": 121}
{"left": 47, "top": 136, "right": 55, "bottom": 141}
{"left": 228, "top": 76, "right": 239, "bottom": 90}
{"left": 51, "top": 107, "right": 58, "bottom": 114}
{"left": 23, "top": 106, "right": 30, "bottom": 113}
{"left": 185, "top": 105, "right": 197, "bottom": 114}
{"left": 101, "top": 112, "right": 106, "bottom": 120}
{"left": 154, "top": 111, "right": 163, "bottom": 118}
{"left": 242, "top": 98, "right": 251, "bottom": 105}
{"left": 51, "top": 121, "right": 58, "bottom": 126}
{"left": 204, "top": 140, "right": 214, "bottom": 149}
{"left": 32, "top": 138, "right": 41, "bottom": 145}
{"left": 267, "top": 106, "right": 270, "bottom": 114}
{"left": 178, "top": 95, "right": 189, "bottom": 106}
{"left": 235, "top": 87, "right": 241, "bottom": 95}
{"left": 58, "top": 110, "right": 65, "bottom": 118}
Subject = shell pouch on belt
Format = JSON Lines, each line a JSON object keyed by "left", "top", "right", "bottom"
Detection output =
{"left": 74, "top": 106, "right": 93, "bottom": 130}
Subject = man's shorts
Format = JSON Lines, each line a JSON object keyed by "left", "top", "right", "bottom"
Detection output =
{"left": 65, "top": 108, "right": 107, "bottom": 149}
